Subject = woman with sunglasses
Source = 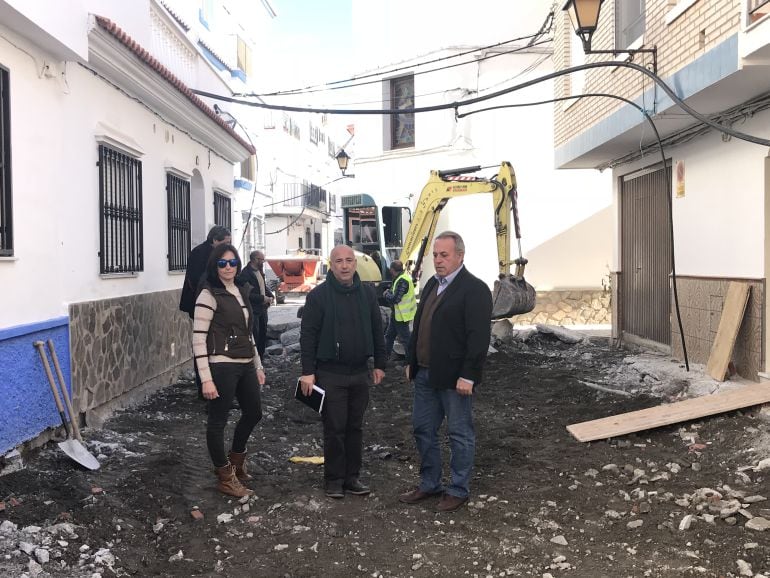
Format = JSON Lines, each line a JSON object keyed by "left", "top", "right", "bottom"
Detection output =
{"left": 193, "top": 243, "right": 265, "bottom": 497}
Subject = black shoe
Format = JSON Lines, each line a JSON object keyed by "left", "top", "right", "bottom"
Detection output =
{"left": 325, "top": 482, "right": 344, "bottom": 499}
{"left": 344, "top": 480, "right": 371, "bottom": 496}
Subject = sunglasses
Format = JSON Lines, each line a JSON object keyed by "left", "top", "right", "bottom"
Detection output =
{"left": 217, "top": 258, "right": 239, "bottom": 269}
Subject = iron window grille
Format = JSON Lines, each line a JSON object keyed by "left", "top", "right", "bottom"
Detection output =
{"left": 214, "top": 191, "right": 231, "bottom": 231}
{"left": 0, "top": 66, "right": 11, "bottom": 256}
{"left": 98, "top": 144, "right": 143, "bottom": 273}
{"left": 166, "top": 173, "right": 191, "bottom": 272}
{"left": 390, "top": 75, "right": 415, "bottom": 149}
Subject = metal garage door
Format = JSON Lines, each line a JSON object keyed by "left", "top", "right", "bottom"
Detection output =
{"left": 620, "top": 164, "right": 672, "bottom": 345}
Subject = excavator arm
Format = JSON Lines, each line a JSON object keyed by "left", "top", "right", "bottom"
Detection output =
{"left": 400, "top": 161, "right": 535, "bottom": 319}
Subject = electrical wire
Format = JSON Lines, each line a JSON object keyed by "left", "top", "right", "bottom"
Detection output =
{"left": 458, "top": 93, "right": 690, "bottom": 371}
{"left": 250, "top": 10, "right": 555, "bottom": 98}
{"left": 242, "top": 38, "right": 552, "bottom": 104}
{"left": 264, "top": 175, "right": 350, "bottom": 235}
{"left": 192, "top": 60, "right": 770, "bottom": 149}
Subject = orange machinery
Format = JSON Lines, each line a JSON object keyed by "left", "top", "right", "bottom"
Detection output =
{"left": 266, "top": 254, "right": 322, "bottom": 293}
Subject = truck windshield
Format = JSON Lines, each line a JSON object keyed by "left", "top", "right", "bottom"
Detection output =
{"left": 382, "top": 205, "right": 410, "bottom": 265}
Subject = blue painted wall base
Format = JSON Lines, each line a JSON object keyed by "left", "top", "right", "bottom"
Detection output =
{"left": 0, "top": 317, "right": 71, "bottom": 454}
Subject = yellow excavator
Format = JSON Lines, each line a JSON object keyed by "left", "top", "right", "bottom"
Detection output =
{"left": 341, "top": 161, "right": 535, "bottom": 319}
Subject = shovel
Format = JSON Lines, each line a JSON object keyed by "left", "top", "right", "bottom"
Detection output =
{"left": 33, "top": 341, "right": 100, "bottom": 470}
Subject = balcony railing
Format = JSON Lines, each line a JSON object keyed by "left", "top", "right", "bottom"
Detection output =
{"left": 280, "top": 183, "right": 332, "bottom": 213}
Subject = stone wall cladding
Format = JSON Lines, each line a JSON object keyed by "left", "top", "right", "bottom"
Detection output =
{"left": 69, "top": 289, "right": 191, "bottom": 413}
{"left": 555, "top": 0, "right": 740, "bottom": 148}
{"left": 670, "top": 276, "right": 764, "bottom": 380}
{"left": 511, "top": 290, "right": 611, "bottom": 326}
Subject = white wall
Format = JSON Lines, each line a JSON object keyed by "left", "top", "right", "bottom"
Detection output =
{"left": 0, "top": 29, "right": 234, "bottom": 328}
{"left": 346, "top": 0, "right": 612, "bottom": 292}
{"left": 611, "top": 108, "right": 770, "bottom": 278}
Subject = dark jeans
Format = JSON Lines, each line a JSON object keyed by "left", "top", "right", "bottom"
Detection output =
{"left": 412, "top": 368, "right": 475, "bottom": 498}
{"left": 317, "top": 369, "right": 370, "bottom": 485}
{"left": 251, "top": 311, "right": 268, "bottom": 360}
{"left": 385, "top": 312, "right": 411, "bottom": 356}
{"left": 206, "top": 362, "right": 263, "bottom": 467}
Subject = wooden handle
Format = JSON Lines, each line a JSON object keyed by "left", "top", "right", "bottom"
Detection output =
{"left": 46, "top": 339, "right": 82, "bottom": 442}
{"left": 33, "top": 341, "right": 71, "bottom": 438}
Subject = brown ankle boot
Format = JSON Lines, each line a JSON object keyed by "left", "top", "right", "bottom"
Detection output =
{"left": 214, "top": 463, "right": 253, "bottom": 498}
{"left": 228, "top": 451, "right": 253, "bottom": 482}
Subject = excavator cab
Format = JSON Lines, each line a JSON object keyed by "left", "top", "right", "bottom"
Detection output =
{"left": 341, "top": 193, "right": 412, "bottom": 283}
{"left": 340, "top": 163, "right": 536, "bottom": 320}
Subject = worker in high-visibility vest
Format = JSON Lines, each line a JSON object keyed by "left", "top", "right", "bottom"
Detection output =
{"left": 383, "top": 260, "right": 417, "bottom": 359}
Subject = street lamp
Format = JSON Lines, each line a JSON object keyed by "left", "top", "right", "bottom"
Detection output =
{"left": 335, "top": 149, "right": 351, "bottom": 176}
{"left": 562, "top": 0, "right": 657, "bottom": 73}
{"left": 562, "top": 0, "right": 604, "bottom": 52}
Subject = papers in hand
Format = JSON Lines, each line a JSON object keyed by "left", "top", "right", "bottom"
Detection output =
{"left": 295, "top": 379, "right": 325, "bottom": 413}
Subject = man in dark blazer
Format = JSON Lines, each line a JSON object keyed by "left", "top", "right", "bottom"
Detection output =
{"left": 237, "top": 250, "right": 274, "bottom": 359}
{"left": 399, "top": 231, "right": 492, "bottom": 512}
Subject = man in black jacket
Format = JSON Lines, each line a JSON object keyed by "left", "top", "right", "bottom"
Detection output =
{"left": 399, "top": 231, "right": 492, "bottom": 513}
{"left": 299, "top": 244, "right": 386, "bottom": 499}
{"left": 179, "top": 225, "right": 231, "bottom": 399}
{"left": 237, "top": 250, "right": 274, "bottom": 359}
{"left": 179, "top": 226, "right": 231, "bottom": 318}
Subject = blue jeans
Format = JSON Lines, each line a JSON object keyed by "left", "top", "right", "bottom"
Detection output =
{"left": 385, "top": 312, "right": 411, "bottom": 356}
{"left": 412, "top": 368, "right": 475, "bottom": 498}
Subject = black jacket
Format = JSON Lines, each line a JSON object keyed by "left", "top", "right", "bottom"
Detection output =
{"left": 300, "top": 279, "right": 386, "bottom": 375}
{"left": 407, "top": 267, "right": 492, "bottom": 389}
{"left": 237, "top": 264, "right": 274, "bottom": 315}
{"left": 179, "top": 241, "right": 212, "bottom": 318}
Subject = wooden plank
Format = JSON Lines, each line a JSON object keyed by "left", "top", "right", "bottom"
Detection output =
{"left": 567, "top": 382, "right": 770, "bottom": 442}
{"left": 706, "top": 282, "right": 751, "bottom": 381}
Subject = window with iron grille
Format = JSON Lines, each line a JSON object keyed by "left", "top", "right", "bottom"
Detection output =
{"left": 0, "top": 66, "right": 12, "bottom": 256}
{"left": 390, "top": 75, "right": 415, "bottom": 149}
{"left": 166, "top": 173, "right": 191, "bottom": 271}
{"left": 98, "top": 144, "right": 143, "bottom": 273}
{"left": 214, "top": 191, "right": 231, "bottom": 231}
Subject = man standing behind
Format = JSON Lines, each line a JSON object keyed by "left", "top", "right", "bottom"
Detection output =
{"left": 299, "top": 244, "right": 386, "bottom": 499}
{"left": 179, "top": 225, "right": 232, "bottom": 317}
{"left": 382, "top": 260, "right": 416, "bottom": 359}
{"left": 179, "top": 226, "right": 231, "bottom": 399}
{"left": 399, "top": 231, "right": 492, "bottom": 512}
{"left": 238, "top": 250, "right": 274, "bottom": 360}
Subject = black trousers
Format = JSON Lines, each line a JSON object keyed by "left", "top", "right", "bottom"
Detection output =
{"left": 206, "top": 362, "right": 262, "bottom": 467}
{"left": 251, "top": 311, "right": 268, "bottom": 360}
{"left": 316, "top": 369, "right": 370, "bottom": 484}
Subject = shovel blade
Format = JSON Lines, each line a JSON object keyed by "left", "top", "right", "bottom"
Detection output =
{"left": 491, "top": 274, "right": 536, "bottom": 319}
{"left": 58, "top": 440, "right": 100, "bottom": 471}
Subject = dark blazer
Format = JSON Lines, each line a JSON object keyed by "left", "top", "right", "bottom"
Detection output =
{"left": 179, "top": 241, "right": 212, "bottom": 318}
{"left": 407, "top": 266, "right": 492, "bottom": 389}
{"left": 237, "top": 264, "right": 274, "bottom": 315}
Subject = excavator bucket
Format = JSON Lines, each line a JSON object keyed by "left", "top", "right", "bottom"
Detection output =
{"left": 491, "top": 274, "right": 536, "bottom": 319}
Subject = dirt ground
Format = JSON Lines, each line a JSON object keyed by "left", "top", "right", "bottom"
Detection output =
{"left": 1, "top": 333, "right": 769, "bottom": 578}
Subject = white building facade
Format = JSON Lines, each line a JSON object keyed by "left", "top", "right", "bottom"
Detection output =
{"left": 555, "top": 0, "right": 770, "bottom": 379}
{"left": 0, "top": 0, "right": 252, "bottom": 453}
{"left": 343, "top": 0, "right": 613, "bottom": 324}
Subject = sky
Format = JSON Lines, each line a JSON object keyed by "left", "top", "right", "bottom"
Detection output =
{"left": 255, "top": 0, "right": 554, "bottom": 102}
{"left": 260, "top": 0, "right": 353, "bottom": 94}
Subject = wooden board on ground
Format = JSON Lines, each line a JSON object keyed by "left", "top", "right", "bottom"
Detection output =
{"left": 567, "top": 382, "right": 770, "bottom": 442}
{"left": 706, "top": 282, "right": 751, "bottom": 381}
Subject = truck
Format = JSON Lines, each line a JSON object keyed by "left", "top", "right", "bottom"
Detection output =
{"left": 340, "top": 161, "right": 535, "bottom": 319}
